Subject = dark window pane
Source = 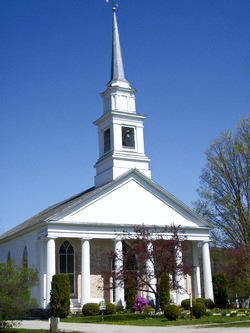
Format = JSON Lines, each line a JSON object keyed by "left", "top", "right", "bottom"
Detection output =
{"left": 104, "top": 128, "right": 111, "bottom": 153}
{"left": 59, "top": 244, "right": 66, "bottom": 254}
{"left": 64, "top": 240, "right": 70, "bottom": 248}
{"left": 67, "top": 254, "right": 74, "bottom": 273}
{"left": 67, "top": 244, "right": 74, "bottom": 254}
{"left": 60, "top": 255, "right": 66, "bottom": 273}
{"left": 122, "top": 127, "right": 135, "bottom": 148}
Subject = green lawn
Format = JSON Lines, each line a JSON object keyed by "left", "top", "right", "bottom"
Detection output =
{"left": 61, "top": 312, "right": 250, "bottom": 326}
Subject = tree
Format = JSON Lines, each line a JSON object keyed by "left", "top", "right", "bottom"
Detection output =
{"left": 101, "top": 225, "right": 192, "bottom": 312}
{"left": 194, "top": 115, "right": 249, "bottom": 247}
{"left": 49, "top": 274, "right": 70, "bottom": 318}
{"left": 210, "top": 245, "right": 250, "bottom": 302}
{"left": 212, "top": 273, "right": 228, "bottom": 308}
{"left": 221, "top": 245, "right": 250, "bottom": 300}
{"left": 0, "top": 260, "right": 38, "bottom": 328}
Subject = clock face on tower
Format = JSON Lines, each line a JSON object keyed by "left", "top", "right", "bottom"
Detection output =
{"left": 122, "top": 126, "right": 135, "bottom": 148}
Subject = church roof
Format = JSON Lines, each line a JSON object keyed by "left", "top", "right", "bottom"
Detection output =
{"left": 0, "top": 169, "right": 211, "bottom": 242}
{"left": 0, "top": 186, "right": 97, "bottom": 241}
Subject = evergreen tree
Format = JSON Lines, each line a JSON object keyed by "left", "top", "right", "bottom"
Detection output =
{"left": 49, "top": 274, "right": 70, "bottom": 318}
{"left": 212, "top": 273, "right": 228, "bottom": 308}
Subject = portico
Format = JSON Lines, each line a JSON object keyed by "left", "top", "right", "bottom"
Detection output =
{"left": 38, "top": 170, "right": 214, "bottom": 309}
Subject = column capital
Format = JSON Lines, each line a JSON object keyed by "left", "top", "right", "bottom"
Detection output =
{"left": 46, "top": 236, "right": 58, "bottom": 240}
{"left": 202, "top": 240, "right": 211, "bottom": 245}
{"left": 81, "top": 237, "right": 92, "bottom": 241}
{"left": 114, "top": 237, "right": 123, "bottom": 242}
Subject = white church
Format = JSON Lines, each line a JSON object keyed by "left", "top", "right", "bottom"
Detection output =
{"left": 0, "top": 7, "right": 214, "bottom": 311}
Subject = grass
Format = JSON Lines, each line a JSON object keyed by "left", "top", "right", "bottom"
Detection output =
{"left": 61, "top": 312, "right": 250, "bottom": 326}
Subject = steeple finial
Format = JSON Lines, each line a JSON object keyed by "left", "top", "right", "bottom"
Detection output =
{"left": 106, "top": 0, "right": 126, "bottom": 83}
{"left": 105, "top": 0, "right": 119, "bottom": 11}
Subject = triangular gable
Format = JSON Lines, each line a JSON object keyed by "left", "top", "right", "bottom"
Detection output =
{"left": 51, "top": 170, "right": 209, "bottom": 229}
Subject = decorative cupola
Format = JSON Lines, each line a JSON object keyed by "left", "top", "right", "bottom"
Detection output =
{"left": 94, "top": 6, "right": 151, "bottom": 188}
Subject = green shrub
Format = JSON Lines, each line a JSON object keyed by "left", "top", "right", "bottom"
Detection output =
{"left": 82, "top": 303, "right": 99, "bottom": 316}
{"left": 164, "top": 304, "right": 180, "bottom": 321}
{"left": 212, "top": 273, "right": 228, "bottom": 308}
{"left": 207, "top": 298, "right": 215, "bottom": 309}
{"left": 193, "top": 302, "right": 206, "bottom": 318}
{"left": 49, "top": 274, "right": 70, "bottom": 318}
{"left": 205, "top": 310, "right": 212, "bottom": 316}
{"left": 181, "top": 298, "right": 196, "bottom": 310}
{"left": 195, "top": 298, "right": 208, "bottom": 308}
{"left": 116, "top": 305, "right": 124, "bottom": 312}
{"left": 104, "top": 302, "right": 116, "bottom": 315}
{"left": 142, "top": 305, "right": 154, "bottom": 314}
{"left": 159, "top": 275, "right": 170, "bottom": 310}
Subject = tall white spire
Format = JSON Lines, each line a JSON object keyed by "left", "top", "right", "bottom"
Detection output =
{"left": 110, "top": 8, "right": 126, "bottom": 83}
{"left": 94, "top": 6, "right": 151, "bottom": 188}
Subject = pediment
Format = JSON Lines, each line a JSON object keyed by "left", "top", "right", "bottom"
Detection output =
{"left": 52, "top": 171, "right": 208, "bottom": 229}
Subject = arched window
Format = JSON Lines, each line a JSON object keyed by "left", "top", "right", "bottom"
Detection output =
{"left": 22, "top": 246, "right": 28, "bottom": 267}
{"left": 59, "top": 240, "right": 75, "bottom": 294}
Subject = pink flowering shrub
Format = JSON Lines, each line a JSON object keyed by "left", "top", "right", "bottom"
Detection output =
{"left": 133, "top": 295, "right": 148, "bottom": 312}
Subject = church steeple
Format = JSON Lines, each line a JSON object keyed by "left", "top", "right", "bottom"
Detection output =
{"left": 94, "top": 7, "right": 151, "bottom": 188}
{"left": 110, "top": 7, "right": 126, "bottom": 83}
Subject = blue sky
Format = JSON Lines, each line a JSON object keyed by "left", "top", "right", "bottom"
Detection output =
{"left": 1, "top": 0, "right": 249, "bottom": 233}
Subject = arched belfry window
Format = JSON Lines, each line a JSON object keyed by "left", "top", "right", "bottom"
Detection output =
{"left": 22, "top": 246, "right": 28, "bottom": 267}
{"left": 59, "top": 240, "right": 75, "bottom": 294}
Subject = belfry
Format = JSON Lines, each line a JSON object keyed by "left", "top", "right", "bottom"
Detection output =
{"left": 94, "top": 7, "right": 151, "bottom": 188}
{"left": 0, "top": 6, "right": 214, "bottom": 311}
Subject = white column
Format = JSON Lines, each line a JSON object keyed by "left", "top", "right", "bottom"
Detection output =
{"left": 81, "top": 239, "right": 91, "bottom": 308}
{"left": 175, "top": 246, "right": 187, "bottom": 305}
{"left": 202, "top": 241, "right": 214, "bottom": 301}
{"left": 46, "top": 237, "right": 56, "bottom": 308}
{"left": 192, "top": 241, "right": 201, "bottom": 298}
{"left": 114, "top": 240, "right": 125, "bottom": 308}
{"left": 146, "top": 242, "right": 155, "bottom": 307}
{"left": 39, "top": 239, "right": 47, "bottom": 309}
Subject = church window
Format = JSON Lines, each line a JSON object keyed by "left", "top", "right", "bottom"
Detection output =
{"left": 7, "top": 251, "right": 11, "bottom": 262}
{"left": 22, "top": 246, "right": 28, "bottom": 267}
{"left": 59, "top": 240, "right": 75, "bottom": 294}
{"left": 104, "top": 128, "right": 111, "bottom": 153}
{"left": 122, "top": 127, "right": 135, "bottom": 148}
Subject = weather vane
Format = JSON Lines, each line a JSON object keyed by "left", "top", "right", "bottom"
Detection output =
{"left": 105, "top": 0, "right": 119, "bottom": 10}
